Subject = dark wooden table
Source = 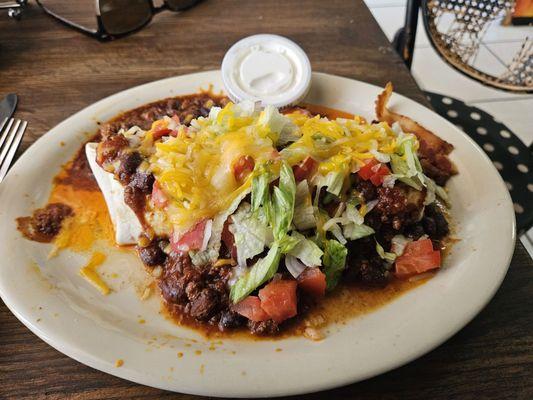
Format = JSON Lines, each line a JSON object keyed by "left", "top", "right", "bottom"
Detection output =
{"left": 1, "top": 1, "right": 531, "bottom": 399}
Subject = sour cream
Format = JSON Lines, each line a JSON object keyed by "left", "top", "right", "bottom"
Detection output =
{"left": 222, "top": 34, "right": 312, "bottom": 108}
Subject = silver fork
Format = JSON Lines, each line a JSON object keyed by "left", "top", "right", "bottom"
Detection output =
{"left": 0, "top": 117, "right": 28, "bottom": 183}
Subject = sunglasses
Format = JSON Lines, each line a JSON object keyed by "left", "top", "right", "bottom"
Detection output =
{"left": 35, "top": 0, "right": 201, "bottom": 41}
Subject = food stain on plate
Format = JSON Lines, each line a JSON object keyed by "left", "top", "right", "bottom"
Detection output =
{"left": 79, "top": 252, "right": 110, "bottom": 295}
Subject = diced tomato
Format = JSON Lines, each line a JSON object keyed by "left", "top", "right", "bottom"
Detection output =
{"left": 170, "top": 219, "right": 207, "bottom": 252}
{"left": 232, "top": 155, "right": 255, "bottom": 182}
{"left": 369, "top": 164, "right": 391, "bottom": 186}
{"left": 258, "top": 280, "right": 298, "bottom": 323}
{"left": 395, "top": 238, "right": 441, "bottom": 278}
{"left": 232, "top": 296, "right": 270, "bottom": 322}
{"left": 358, "top": 158, "right": 379, "bottom": 180}
{"left": 151, "top": 181, "right": 168, "bottom": 208}
{"left": 297, "top": 267, "right": 326, "bottom": 298}
{"left": 152, "top": 127, "right": 173, "bottom": 140}
{"left": 358, "top": 158, "right": 391, "bottom": 186}
{"left": 221, "top": 218, "right": 237, "bottom": 259}
{"left": 293, "top": 156, "right": 318, "bottom": 182}
{"left": 404, "top": 238, "right": 434, "bottom": 254}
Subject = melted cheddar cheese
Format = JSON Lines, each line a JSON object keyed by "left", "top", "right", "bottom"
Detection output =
{"left": 145, "top": 103, "right": 403, "bottom": 233}
{"left": 79, "top": 252, "right": 110, "bottom": 295}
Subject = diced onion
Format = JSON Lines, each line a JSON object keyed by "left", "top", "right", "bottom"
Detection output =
{"left": 370, "top": 149, "right": 390, "bottom": 163}
{"left": 329, "top": 224, "right": 347, "bottom": 244}
{"left": 165, "top": 115, "right": 178, "bottom": 130}
{"left": 382, "top": 174, "right": 396, "bottom": 188}
{"left": 334, "top": 202, "right": 346, "bottom": 218}
{"left": 200, "top": 219, "right": 213, "bottom": 252}
{"left": 322, "top": 217, "right": 345, "bottom": 232}
{"left": 391, "top": 234, "right": 412, "bottom": 256}
{"left": 366, "top": 199, "right": 379, "bottom": 213}
{"left": 370, "top": 163, "right": 382, "bottom": 173}
{"left": 285, "top": 254, "right": 306, "bottom": 278}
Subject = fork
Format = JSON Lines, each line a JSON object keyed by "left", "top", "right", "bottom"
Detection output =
{"left": 0, "top": 117, "right": 28, "bottom": 183}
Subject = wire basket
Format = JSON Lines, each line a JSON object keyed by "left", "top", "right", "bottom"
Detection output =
{"left": 422, "top": 0, "right": 532, "bottom": 93}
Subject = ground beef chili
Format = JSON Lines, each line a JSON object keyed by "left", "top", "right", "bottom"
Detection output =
{"left": 138, "top": 239, "right": 168, "bottom": 267}
{"left": 16, "top": 203, "right": 73, "bottom": 243}
{"left": 418, "top": 142, "right": 456, "bottom": 186}
{"left": 116, "top": 151, "right": 143, "bottom": 184}
{"left": 159, "top": 252, "right": 252, "bottom": 330}
{"left": 153, "top": 251, "right": 286, "bottom": 335}
{"left": 344, "top": 183, "right": 450, "bottom": 287}
{"left": 130, "top": 171, "right": 154, "bottom": 194}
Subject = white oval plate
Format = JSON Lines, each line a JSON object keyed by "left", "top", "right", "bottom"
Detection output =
{"left": 0, "top": 71, "right": 515, "bottom": 397}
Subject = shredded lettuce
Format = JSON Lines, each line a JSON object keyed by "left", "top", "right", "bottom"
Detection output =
{"left": 341, "top": 200, "right": 374, "bottom": 239}
{"left": 190, "top": 101, "right": 259, "bottom": 135}
{"left": 321, "top": 171, "right": 345, "bottom": 196}
{"left": 230, "top": 161, "right": 296, "bottom": 302}
{"left": 390, "top": 128, "right": 448, "bottom": 207}
{"left": 271, "top": 161, "right": 296, "bottom": 241}
{"left": 293, "top": 180, "right": 316, "bottom": 230}
{"left": 277, "top": 234, "right": 300, "bottom": 253}
{"left": 285, "top": 254, "right": 307, "bottom": 278}
{"left": 287, "top": 232, "right": 323, "bottom": 267}
{"left": 258, "top": 106, "right": 300, "bottom": 145}
{"left": 328, "top": 223, "right": 347, "bottom": 244}
{"left": 425, "top": 176, "right": 449, "bottom": 206}
{"left": 230, "top": 243, "right": 282, "bottom": 303}
{"left": 390, "top": 153, "right": 423, "bottom": 191}
{"left": 189, "top": 247, "right": 219, "bottom": 267}
{"left": 389, "top": 126, "right": 426, "bottom": 191}
{"left": 376, "top": 241, "right": 396, "bottom": 263}
{"left": 322, "top": 239, "right": 348, "bottom": 290}
{"left": 391, "top": 234, "right": 411, "bottom": 256}
{"left": 345, "top": 201, "right": 364, "bottom": 225}
{"left": 321, "top": 200, "right": 374, "bottom": 242}
{"left": 370, "top": 149, "right": 391, "bottom": 163}
{"left": 230, "top": 203, "right": 271, "bottom": 269}
{"left": 343, "top": 223, "right": 375, "bottom": 240}
{"left": 233, "top": 100, "right": 259, "bottom": 117}
{"left": 207, "top": 106, "right": 222, "bottom": 121}
{"left": 251, "top": 165, "right": 270, "bottom": 213}
{"left": 311, "top": 133, "right": 335, "bottom": 144}
{"left": 188, "top": 188, "right": 251, "bottom": 266}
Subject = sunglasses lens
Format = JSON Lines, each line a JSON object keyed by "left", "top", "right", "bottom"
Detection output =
{"left": 100, "top": 0, "right": 152, "bottom": 35}
{"left": 165, "top": 0, "right": 199, "bottom": 11}
{"left": 37, "top": 0, "right": 99, "bottom": 30}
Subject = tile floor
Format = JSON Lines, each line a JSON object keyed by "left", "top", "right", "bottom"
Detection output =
{"left": 365, "top": 0, "right": 532, "bottom": 253}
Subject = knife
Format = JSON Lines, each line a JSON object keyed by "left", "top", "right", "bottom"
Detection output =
{"left": 0, "top": 93, "right": 17, "bottom": 121}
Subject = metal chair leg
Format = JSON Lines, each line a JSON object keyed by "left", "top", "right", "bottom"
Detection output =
{"left": 393, "top": 0, "right": 421, "bottom": 69}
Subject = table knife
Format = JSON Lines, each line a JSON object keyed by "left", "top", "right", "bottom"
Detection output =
{"left": 0, "top": 93, "right": 17, "bottom": 121}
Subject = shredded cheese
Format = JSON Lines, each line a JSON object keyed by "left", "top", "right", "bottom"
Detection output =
{"left": 79, "top": 252, "right": 110, "bottom": 295}
{"left": 149, "top": 106, "right": 278, "bottom": 233}
{"left": 145, "top": 103, "right": 404, "bottom": 234}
